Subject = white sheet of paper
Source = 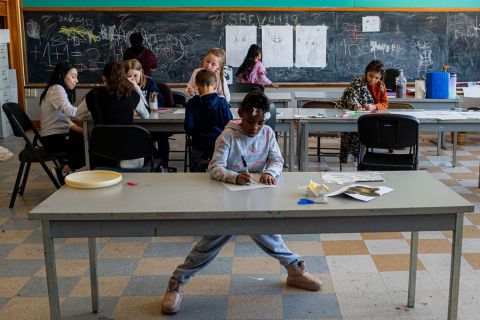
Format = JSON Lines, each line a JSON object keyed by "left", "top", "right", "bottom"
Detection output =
{"left": 262, "top": 25, "right": 293, "bottom": 67}
{"left": 222, "top": 174, "right": 277, "bottom": 191}
{"left": 173, "top": 109, "right": 185, "bottom": 114}
{"left": 295, "top": 25, "right": 327, "bottom": 68}
{"left": 225, "top": 25, "right": 257, "bottom": 67}
{"left": 461, "top": 112, "right": 480, "bottom": 119}
{"left": 463, "top": 86, "right": 480, "bottom": 98}
{"left": 322, "top": 172, "right": 384, "bottom": 185}
{"left": 326, "top": 184, "right": 393, "bottom": 202}
{"left": 423, "top": 111, "right": 467, "bottom": 120}
{"left": 388, "top": 111, "right": 431, "bottom": 119}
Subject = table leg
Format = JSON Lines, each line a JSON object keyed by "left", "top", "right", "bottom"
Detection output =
{"left": 437, "top": 132, "right": 441, "bottom": 155}
{"left": 407, "top": 231, "right": 419, "bottom": 308}
{"left": 88, "top": 238, "right": 99, "bottom": 313}
{"left": 452, "top": 132, "right": 457, "bottom": 167}
{"left": 42, "top": 221, "right": 61, "bottom": 320}
{"left": 447, "top": 213, "right": 464, "bottom": 320}
{"left": 288, "top": 123, "right": 295, "bottom": 171}
{"left": 300, "top": 122, "right": 308, "bottom": 171}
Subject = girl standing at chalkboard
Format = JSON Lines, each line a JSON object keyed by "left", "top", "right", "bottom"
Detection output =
{"left": 39, "top": 61, "right": 85, "bottom": 181}
{"left": 123, "top": 32, "right": 158, "bottom": 77}
{"left": 186, "top": 48, "right": 231, "bottom": 102}
{"left": 236, "top": 44, "right": 279, "bottom": 88}
{"left": 336, "top": 59, "right": 388, "bottom": 163}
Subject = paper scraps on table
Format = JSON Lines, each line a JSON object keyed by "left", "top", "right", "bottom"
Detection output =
{"left": 322, "top": 172, "right": 384, "bottom": 184}
{"left": 326, "top": 184, "right": 393, "bottom": 201}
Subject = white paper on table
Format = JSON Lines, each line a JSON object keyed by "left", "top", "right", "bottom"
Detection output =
{"left": 321, "top": 172, "right": 384, "bottom": 185}
{"left": 173, "top": 109, "right": 186, "bottom": 114}
{"left": 221, "top": 174, "right": 277, "bottom": 191}
{"left": 463, "top": 86, "right": 480, "bottom": 98}
{"left": 460, "top": 112, "right": 480, "bottom": 119}
{"left": 423, "top": 111, "right": 467, "bottom": 120}
{"left": 225, "top": 25, "right": 257, "bottom": 67}
{"left": 388, "top": 111, "right": 430, "bottom": 119}
{"left": 326, "top": 184, "right": 393, "bottom": 202}
{"left": 262, "top": 25, "right": 293, "bottom": 67}
{"left": 295, "top": 25, "right": 327, "bottom": 68}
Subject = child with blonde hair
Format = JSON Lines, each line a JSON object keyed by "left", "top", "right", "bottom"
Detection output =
{"left": 185, "top": 48, "right": 230, "bottom": 101}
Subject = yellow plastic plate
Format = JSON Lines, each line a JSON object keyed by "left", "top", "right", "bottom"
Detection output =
{"left": 64, "top": 170, "right": 122, "bottom": 189}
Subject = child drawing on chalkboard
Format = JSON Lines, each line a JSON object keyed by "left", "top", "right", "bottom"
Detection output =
{"left": 336, "top": 59, "right": 389, "bottom": 163}
{"left": 185, "top": 48, "right": 231, "bottom": 102}
{"left": 236, "top": 44, "right": 279, "bottom": 88}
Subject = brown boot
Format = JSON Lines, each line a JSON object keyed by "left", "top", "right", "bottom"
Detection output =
{"left": 161, "top": 277, "right": 184, "bottom": 314}
{"left": 286, "top": 261, "right": 322, "bottom": 291}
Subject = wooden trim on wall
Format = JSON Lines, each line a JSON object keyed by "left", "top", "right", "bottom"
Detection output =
{"left": 0, "top": 2, "right": 7, "bottom": 16}
{"left": 7, "top": 0, "right": 25, "bottom": 107}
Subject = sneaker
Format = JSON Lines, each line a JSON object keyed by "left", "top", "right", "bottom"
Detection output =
{"left": 161, "top": 277, "right": 184, "bottom": 314}
{"left": 286, "top": 261, "right": 322, "bottom": 291}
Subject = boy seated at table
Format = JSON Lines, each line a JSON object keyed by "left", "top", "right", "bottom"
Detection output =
{"left": 184, "top": 69, "right": 233, "bottom": 172}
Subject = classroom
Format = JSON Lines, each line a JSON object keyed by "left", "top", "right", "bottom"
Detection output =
{"left": 1, "top": 0, "right": 480, "bottom": 319}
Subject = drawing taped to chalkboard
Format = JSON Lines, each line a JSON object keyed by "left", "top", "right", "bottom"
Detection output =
{"left": 295, "top": 25, "right": 328, "bottom": 68}
{"left": 262, "top": 25, "right": 293, "bottom": 68}
{"left": 225, "top": 25, "right": 257, "bottom": 67}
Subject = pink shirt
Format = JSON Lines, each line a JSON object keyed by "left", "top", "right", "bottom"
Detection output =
{"left": 238, "top": 60, "right": 272, "bottom": 85}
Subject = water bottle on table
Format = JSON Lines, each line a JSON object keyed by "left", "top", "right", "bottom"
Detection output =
{"left": 395, "top": 69, "right": 407, "bottom": 98}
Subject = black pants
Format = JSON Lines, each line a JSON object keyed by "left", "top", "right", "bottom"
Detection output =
{"left": 152, "top": 133, "right": 170, "bottom": 168}
{"left": 41, "top": 130, "right": 85, "bottom": 171}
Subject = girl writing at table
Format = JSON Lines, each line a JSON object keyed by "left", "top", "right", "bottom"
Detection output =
{"left": 161, "top": 89, "right": 322, "bottom": 315}
{"left": 236, "top": 44, "right": 279, "bottom": 88}
{"left": 336, "top": 59, "right": 389, "bottom": 163}
{"left": 124, "top": 58, "right": 171, "bottom": 171}
{"left": 39, "top": 61, "right": 85, "bottom": 181}
{"left": 185, "top": 47, "right": 231, "bottom": 102}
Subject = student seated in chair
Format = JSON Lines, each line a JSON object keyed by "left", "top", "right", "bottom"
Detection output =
{"left": 77, "top": 61, "right": 149, "bottom": 169}
{"left": 184, "top": 69, "right": 233, "bottom": 172}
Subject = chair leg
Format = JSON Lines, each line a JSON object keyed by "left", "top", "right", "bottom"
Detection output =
{"left": 18, "top": 162, "right": 32, "bottom": 195}
{"left": 40, "top": 159, "right": 61, "bottom": 189}
{"left": 317, "top": 137, "right": 321, "bottom": 161}
{"left": 9, "top": 160, "right": 27, "bottom": 208}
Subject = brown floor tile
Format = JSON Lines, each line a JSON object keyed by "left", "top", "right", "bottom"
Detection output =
{"left": 6, "top": 244, "right": 55, "bottom": 260}
{"left": 322, "top": 240, "right": 369, "bottom": 256}
{"left": 0, "top": 297, "right": 64, "bottom": 320}
{"left": 99, "top": 242, "right": 148, "bottom": 259}
{"left": 70, "top": 276, "right": 129, "bottom": 297}
{"left": 449, "top": 173, "right": 477, "bottom": 180}
{"left": 35, "top": 259, "right": 89, "bottom": 277}
{"left": 361, "top": 232, "right": 404, "bottom": 240}
{"left": 443, "top": 225, "right": 480, "bottom": 239}
{"left": 463, "top": 253, "right": 480, "bottom": 270}
{"left": 406, "top": 239, "right": 452, "bottom": 254}
{"left": 466, "top": 213, "right": 480, "bottom": 225}
{"left": 372, "top": 254, "right": 425, "bottom": 272}
{"left": 151, "top": 236, "right": 194, "bottom": 243}
{"left": 440, "top": 179, "right": 461, "bottom": 186}
{"left": 0, "top": 277, "right": 30, "bottom": 297}
{"left": 232, "top": 257, "right": 280, "bottom": 274}
{"left": 134, "top": 257, "right": 185, "bottom": 276}
{"left": 284, "top": 240, "right": 324, "bottom": 256}
{"left": 112, "top": 296, "right": 164, "bottom": 320}
{"left": 461, "top": 193, "right": 480, "bottom": 203}
{"left": 0, "top": 230, "right": 33, "bottom": 244}
{"left": 185, "top": 275, "right": 230, "bottom": 295}
{"left": 425, "top": 167, "right": 443, "bottom": 173}
{"left": 227, "top": 295, "right": 283, "bottom": 319}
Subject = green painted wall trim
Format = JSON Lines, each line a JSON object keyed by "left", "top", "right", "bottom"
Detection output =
{"left": 21, "top": 0, "right": 480, "bottom": 8}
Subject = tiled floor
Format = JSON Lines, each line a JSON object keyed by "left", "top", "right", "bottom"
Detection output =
{"left": 1, "top": 132, "right": 480, "bottom": 319}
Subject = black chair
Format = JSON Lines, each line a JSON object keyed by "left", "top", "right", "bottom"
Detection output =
{"left": 2, "top": 102, "right": 65, "bottom": 208}
{"left": 169, "top": 91, "right": 190, "bottom": 171}
{"left": 266, "top": 102, "right": 276, "bottom": 131}
{"left": 172, "top": 91, "right": 188, "bottom": 108}
{"left": 357, "top": 113, "right": 419, "bottom": 171}
{"left": 302, "top": 101, "right": 342, "bottom": 170}
{"left": 385, "top": 68, "right": 400, "bottom": 92}
{"left": 89, "top": 125, "right": 160, "bottom": 172}
{"left": 155, "top": 81, "right": 175, "bottom": 107}
{"left": 229, "top": 83, "right": 264, "bottom": 93}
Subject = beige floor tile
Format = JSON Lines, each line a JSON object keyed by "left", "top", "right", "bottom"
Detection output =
{"left": 372, "top": 254, "right": 425, "bottom": 272}
{"left": 35, "top": 259, "right": 89, "bottom": 277}
{"left": 322, "top": 240, "right": 369, "bottom": 256}
{"left": 450, "top": 173, "right": 477, "bottom": 180}
{"left": 462, "top": 193, "right": 480, "bottom": 203}
{"left": 425, "top": 166, "right": 443, "bottom": 173}
{"left": 151, "top": 236, "right": 194, "bottom": 243}
{"left": 463, "top": 253, "right": 480, "bottom": 270}
{"left": 218, "top": 240, "right": 235, "bottom": 257}
{"left": 406, "top": 239, "right": 453, "bottom": 254}
{"left": 6, "top": 243, "right": 57, "bottom": 260}
{"left": 227, "top": 295, "right": 283, "bottom": 319}
{"left": 112, "top": 296, "right": 165, "bottom": 320}
{"left": 70, "top": 276, "right": 129, "bottom": 297}
{"left": 0, "top": 277, "right": 30, "bottom": 297}
{"left": 0, "top": 217, "right": 8, "bottom": 225}
{"left": 361, "top": 232, "right": 404, "bottom": 240}
{"left": 99, "top": 242, "right": 148, "bottom": 259}
{"left": 440, "top": 179, "right": 461, "bottom": 186}
{"left": 467, "top": 213, "right": 480, "bottom": 225}
{"left": 185, "top": 275, "right": 230, "bottom": 295}
{"left": 0, "top": 297, "right": 64, "bottom": 320}
{"left": 236, "top": 235, "right": 254, "bottom": 242}
{"left": 283, "top": 240, "right": 324, "bottom": 256}
{"left": 134, "top": 257, "right": 185, "bottom": 276}
{"left": 232, "top": 257, "right": 280, "bottom": 274}
{"left": 0, "top": 230, "right": 33, "bottom": 244}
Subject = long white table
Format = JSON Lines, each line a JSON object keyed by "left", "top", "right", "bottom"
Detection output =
{"left": 298, "top": 108, "right": 480, "bottom": 171}
{"left": 29, "top": 171, "right": 472, "bottom": 320}
{"left": 230, "top": 91, "right": 292, "bottom": 108}
{"left": 294, "top": 91, "right": 461, "bottom": 110}
{"left": 83, "top": 108, "right": 297, "bottom": 171}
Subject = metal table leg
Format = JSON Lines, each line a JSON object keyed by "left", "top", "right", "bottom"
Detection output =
{"left": 42, "top": 221, "right": 61, "bottom": 320}
{"left": 407, "top": 231, "right": 419, "bottom": 308}
{"left": 88, "top": 238, "right": 99, "bottom": 313}
{"left": 447, "top": 213, "right": 464, "bottom": 320}
{"left": 452, "top": 132, "right": 457, "bottom": 167}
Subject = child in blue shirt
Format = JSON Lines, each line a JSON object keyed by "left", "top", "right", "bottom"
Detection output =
{"left": 185, "top": 69, "right": 233, "bottom": 172}
{"left": 161, "top": 90, "right": 322, "bottom": 315}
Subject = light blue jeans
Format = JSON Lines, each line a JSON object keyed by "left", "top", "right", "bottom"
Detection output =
{"left": 173, "top": 234, "right": 300, "bottom": 283}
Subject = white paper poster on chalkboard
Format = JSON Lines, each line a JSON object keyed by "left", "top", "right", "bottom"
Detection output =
{"left": 226, "top": 25, "right": 257, "bottom": 67}
{"left": 295, "top": 26, "right": 327, "bottom": 68}
{"left": 262, "top": 25, "right": 293, "bottom": 68}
